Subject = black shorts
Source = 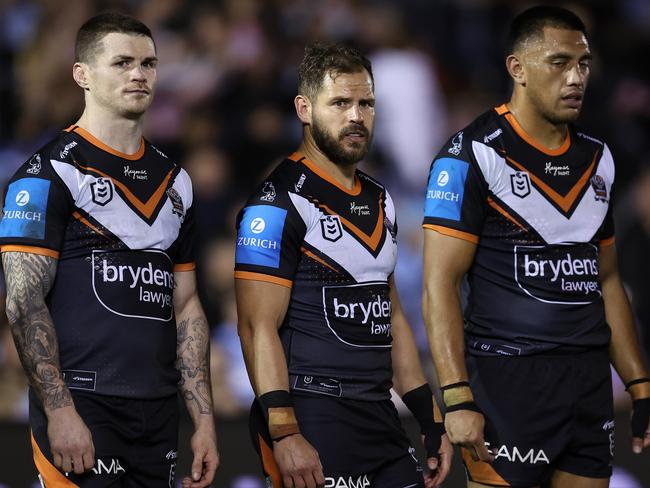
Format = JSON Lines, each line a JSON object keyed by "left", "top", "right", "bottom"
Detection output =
{"left": 250, "top": 393, "right": 423, "bottom": 488}
{"left": 30, "top": 389, "right": 179, "bottom": 487}
{"left": 464, "top": 348, "right": 614, "bottom": 487}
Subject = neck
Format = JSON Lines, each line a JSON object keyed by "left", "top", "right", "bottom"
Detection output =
{"left": 299, "top": 131, "right": 357, "bottom": 190}
{"left": 508, "top": 91, "right": 568, "bottom": 150}
{"left": 75, "top": 105, "right": 144, "bottom": 155}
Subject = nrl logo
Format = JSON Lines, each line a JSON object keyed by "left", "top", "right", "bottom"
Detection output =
{"left": 91, "top": 178, "right": 114, "bottom": 206}
{"left": 320, "top": 215, "right": 343, "bottom": 242}
{"left": 510, "top": 171, "right": 531, "bottom": 198}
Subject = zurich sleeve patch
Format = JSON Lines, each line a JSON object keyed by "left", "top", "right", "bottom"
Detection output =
{"left": 424, "top": 158, "right": 469, "bottom": 221}
{"left": 235, "top": 205, "right": 287, "bottom": 268}
{"left": 0, "top": 178, "right": 50, "bottom": 239}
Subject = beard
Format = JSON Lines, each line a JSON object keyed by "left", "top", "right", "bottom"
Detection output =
{"left": 311, "top": 116, "right": 372, "bottom": 167}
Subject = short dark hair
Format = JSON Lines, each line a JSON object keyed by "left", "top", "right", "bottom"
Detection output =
{"left": 507, "top": 5, "right": 587, "bottom": 54}
{"left": 75, "top": 12, "right": 154, "bottom": 63}
{"left": 298, "top": 42, "right": 373, "bottom": 101}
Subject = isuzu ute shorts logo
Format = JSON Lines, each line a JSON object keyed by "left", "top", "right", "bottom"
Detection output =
{"left": 91, "top": 177, "right": 114, "bottom": 206}
{"left": 320, "top": 215, "right": 343, "bottom": 242}
{"left": 511, "top": 171, "right": 531, "bottom": 198}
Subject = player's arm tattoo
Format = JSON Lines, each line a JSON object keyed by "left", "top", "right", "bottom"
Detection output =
{"left": 176, "top": 313, "right": 212, "bottom": 416}
{"left": 2, "top": 252, "right": 72, "bottom": 410}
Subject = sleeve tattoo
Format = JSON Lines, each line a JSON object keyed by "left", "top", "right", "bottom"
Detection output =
{"left": 176, "top": 315, "right": 212, "bottom": 416}
{"left": 1, "top": 252, "right": 72, "bottom": 410}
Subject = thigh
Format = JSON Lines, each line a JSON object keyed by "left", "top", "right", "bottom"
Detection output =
{"left": 549, "top": 469, "right": 609, "bottom": 488}
{"left": 371, "top": 452, "right": 423, "bottom": 488}
{"left": 464, "top": 355, "right": 576, "bottom": 487}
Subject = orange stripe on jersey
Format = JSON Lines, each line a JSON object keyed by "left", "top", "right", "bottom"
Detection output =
{"left": 289, "top": 152, "right": 362, "bottom": 196}
{"left": 259, "top": 434, "right": 282, "bottom": 488}
{"left": 301, "top": 247, "right": 340, "bottom": 273}
{"left": 77, "top": 164, "right": 174, "bottom": 219}
{"left": 423, "top": 224, "right": 479, "bottom": 244}
{"left": 600, "top": 236, "right": 615, "bottom": 247}
{"left": 0, "top": 245, "right": 59, "bottom": 259}
{"left": 462, "top": 447, "right": 510, "bottom": 486}
{"left": 31, "top": 433, "right": 79, "bottom": 487}
{"left": 504, "top": 112, "right": 571, "bottom": 156}
{"left": 487, "top": 197, "right": 528, "bottom": 232}
{"left": 72, "top": 211, "right": 105, "bottom": 236}
{"left": 318, "top": 196, "right": 385, "bottom": 252}
{"left": 506, "top": 151, "right": 597, "bottom": 213}
{"left": 64, "top": 125, "right": 77, "bottom": 132}
{"left": 174, "top": 262, "right": 196, "bottom": 272}
{"left": 234, "top": 271, "right": 293, "bottom": 289}
{"left": 72, "top": 126, "right": 145, "bottom": 160}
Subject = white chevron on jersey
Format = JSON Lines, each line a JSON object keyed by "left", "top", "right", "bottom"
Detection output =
{"left": 288, "top": 192, "right": 397, "bottom": 282}
{"left": 51, "top": 159, "right": 193, "bottom": 250}
{"left": 472, "top": 141, "right": 614, "bottom": 244}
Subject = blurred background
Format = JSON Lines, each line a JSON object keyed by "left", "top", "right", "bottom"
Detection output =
{"left": 1, "top": 0, "right": 649, "bottom": 486}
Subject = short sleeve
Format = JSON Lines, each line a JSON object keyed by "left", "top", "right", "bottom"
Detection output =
{"left": 0, "top": 154, "right": 73, "bottom": 258}
{"left": 173, "top": 204, "right": 196, "bottom": 271}
{"left": 422, "top": 132, "right": 488, "bottom": 243}
{"left": 234, "top": 180, "right": 306, "bottom": 288}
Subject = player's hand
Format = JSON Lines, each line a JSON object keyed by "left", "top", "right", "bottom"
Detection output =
{"left": 46, "top": 405, "right": 95, "bottom": 475}
{"left": 273, "top": 433, "right": 325, "bottom": 488}
{"left": 631, "top": 397, "right": 650, "bottom": 454}
{"left": 444, "top": 410, "right": 494, "bottom": 462}
{"left": 181, "top": 424, "right": 220, "bottom": 488}
{"left": 423, "top": 433, "right": 452, "bottom": 488}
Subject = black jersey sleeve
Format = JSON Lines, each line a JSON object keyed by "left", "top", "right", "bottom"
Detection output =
{"left": 0, "top": 153, "right": 73, "bottom": 258}
{"left": 422, "top": 131, "right": 488, "bottom": 243}
{"left": 234, "top": 180, "right": 307, "bottom": 288}
{"left": 173, "top": 204, "right": 195, "bottom": 270}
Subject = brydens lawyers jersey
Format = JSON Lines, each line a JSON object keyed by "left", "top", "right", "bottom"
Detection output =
{"left": 235, "top": 153, "right": 398, "bottom": 400}
{"left": 423, "top": 105, "right": 615, "bottom": 356}
{"left": 0, "top": 126, "right": 195, "bottom": 398}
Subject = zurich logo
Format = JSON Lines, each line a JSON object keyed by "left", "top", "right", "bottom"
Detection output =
{"left": 15, "top": 190, "right": 30, "bottom": 206}
{"left": 437, "top": 171, "right": 449, "bottom": 187}
{"left": 250, "top": 217, "right": 266, "bottom": 234}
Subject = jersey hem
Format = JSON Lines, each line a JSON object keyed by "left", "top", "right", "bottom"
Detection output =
{"left": 0, "top": 245, "right": 60, "bottom": 259}
{"left": 234, "top": 271, "right": 293, "bottom": 288}
{"left": 422, "top": 224, "right": 479, "bottom": 244}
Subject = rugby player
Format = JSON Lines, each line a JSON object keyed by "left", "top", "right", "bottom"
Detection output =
{"left": 235, "top": 43, "right": 451, "bottom": 488}
{"left": 0, "top": 13, "right": 219, "bottom": 487}
{"left": 422, "top": 5, "right": 650, "bottom": 488}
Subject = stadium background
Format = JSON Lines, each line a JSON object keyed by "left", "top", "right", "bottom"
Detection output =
{"left": 0, "top": 0, "right": 649, "bottom": 486}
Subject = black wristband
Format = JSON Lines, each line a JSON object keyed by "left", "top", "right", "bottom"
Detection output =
{"left": 631, "top": 398, "right": 650, "bottom": 438}
{"left": 445, "top": 401, "right": 482, "bottom": 414}
{"left": 625, "top": 378, "right": 650, "bottom": 391}
{"left": 258, "top": 390, "right": 293, "bottom": 423}
{"left": 440, "top": 381, "right": 470, "bottom": 392}
{"left": 402, "top": 384, "right": 445, "bottom": 459}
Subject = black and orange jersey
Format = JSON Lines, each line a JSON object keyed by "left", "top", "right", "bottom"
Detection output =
{"left": 234, "top": 152, "right": 398, "bottom": 400}
{"left": 0, "top": 125, "right": 195, "bottom": 398}
{"left": 423, "top": 105, "right": 614, "bottom": 356}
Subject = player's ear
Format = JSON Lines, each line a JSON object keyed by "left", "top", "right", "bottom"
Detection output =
{"left": 294, "top": 95, "right": 312, "bottom": 124}
{"left": 73, "top": 62, "right": 90, "bottom": 91}
{"left": 506, "top": 54, "right": 526, "bottom": 87}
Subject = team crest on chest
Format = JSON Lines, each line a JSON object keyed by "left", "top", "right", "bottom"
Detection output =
{"left": 590, "top": 175, "right": 608, "bottom": 202}
{"left": 167, "top": 188, "right": 185, "bottom": 217}
{"left": 91, "top": 177, "right": 114, "bottom": 206}
{"left": 511, "top": 171, "right": 531, "bottom": 198}
{"left": 320, "top": 215, "right": 343, "bottom": 242}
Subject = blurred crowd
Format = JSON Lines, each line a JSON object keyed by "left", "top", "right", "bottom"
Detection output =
{"left": 1, "top": 0, "right": 649, "bottom": 421}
